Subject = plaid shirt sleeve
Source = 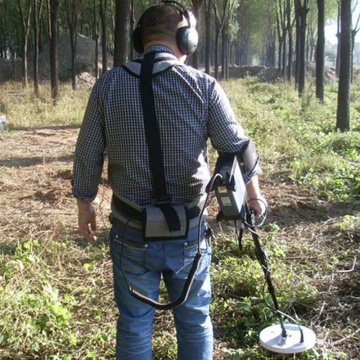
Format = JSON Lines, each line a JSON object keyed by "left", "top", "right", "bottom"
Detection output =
{"left": 207, "top": 79, "right": 261, "bottom": 183}
{"left": 72, "top": 80, "right": 106, "bottom": 202}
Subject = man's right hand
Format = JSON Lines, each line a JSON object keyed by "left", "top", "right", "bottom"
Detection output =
{"left": 245, "top": 176, "right": 267, "bottom": 217}
{"left": 77, "top": 199, "right": 97, "bottom": 242}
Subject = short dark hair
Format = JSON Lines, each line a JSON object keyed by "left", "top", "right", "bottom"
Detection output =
{"left": 139, "top": 4, "right": 183, "bottom": 46}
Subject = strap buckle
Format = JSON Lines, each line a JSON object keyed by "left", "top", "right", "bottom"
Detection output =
{"left": 155, "top": 194, "right": 172, "bottom": 205}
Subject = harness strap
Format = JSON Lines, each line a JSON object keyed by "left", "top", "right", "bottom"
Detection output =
{"left": 158, "top": 203, "right": 182, "bottom": 232}
{"left": 139, "top": 51, "right": 181, "bottom": 233}
{"left": 122, "top": 53, "right": 179, "bottom": 77}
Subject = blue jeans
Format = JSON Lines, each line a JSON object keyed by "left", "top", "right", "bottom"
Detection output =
{"left": 109, "top": 219, "right": 213, "bottom": 360}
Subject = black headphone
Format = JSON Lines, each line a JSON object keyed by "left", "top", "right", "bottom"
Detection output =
{"left": 131, "top": 1, "right": 199, "bottom": 55}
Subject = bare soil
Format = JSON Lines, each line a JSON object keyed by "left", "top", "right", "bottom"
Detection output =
{"left": 0, "top": 127, "right": 359, "bottom": 359}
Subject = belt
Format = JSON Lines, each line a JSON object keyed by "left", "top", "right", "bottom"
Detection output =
{"left": 111, "top": 194, "right": 201, "bottom": 221}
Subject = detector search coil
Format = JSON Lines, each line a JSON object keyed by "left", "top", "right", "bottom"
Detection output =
{"left": 260, "top": 324, "right": 316, "bottom": 354}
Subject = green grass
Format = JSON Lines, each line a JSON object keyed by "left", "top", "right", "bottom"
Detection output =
{"left": 0, "top": 82, "right": 90, "bottom": 129}
{"left": 0, "top": 237, "right": 116, "bottom": 359}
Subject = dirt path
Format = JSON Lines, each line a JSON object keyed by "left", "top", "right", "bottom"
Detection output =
{"left": 0, "top": 127, "right": 112, "bottom": 249}
{"left": 0, "top": 126, "right": 359, "bottom": 358}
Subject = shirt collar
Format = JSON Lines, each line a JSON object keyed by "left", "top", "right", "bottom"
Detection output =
{"left": 144, "top": 45, "right": 176, "bottom": 56}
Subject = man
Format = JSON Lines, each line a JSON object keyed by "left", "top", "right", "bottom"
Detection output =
{"left": 73, "top": 2, "right": 266, "bottom": 359}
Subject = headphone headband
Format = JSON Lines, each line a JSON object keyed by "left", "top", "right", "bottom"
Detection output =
{"left": 161, "top": 1, "right": 197, "bottom": 29}
{"left": 162, "top": 1, "right": 187, "bottom": 13}
{"left": 132, "top": 1, "right": 198, "bottom": 55}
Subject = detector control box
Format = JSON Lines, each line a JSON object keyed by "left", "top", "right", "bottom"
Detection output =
{"left": 214, "top": 154, "right": 246, "bottom": 221}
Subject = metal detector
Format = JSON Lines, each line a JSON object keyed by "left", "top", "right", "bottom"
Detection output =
{"left": 212, "top": 153, "right": 316, "bottom": 354}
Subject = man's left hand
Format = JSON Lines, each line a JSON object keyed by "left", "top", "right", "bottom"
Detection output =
{"left": 77, "top": 200, "right": 97, "bottom": 242}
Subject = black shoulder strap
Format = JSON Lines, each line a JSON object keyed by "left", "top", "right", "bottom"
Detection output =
{"left": 140, "top": 51, "right": 181, "bottom": 232}
{"left": 140, "top": 52, "right": 168, "bottom": 201}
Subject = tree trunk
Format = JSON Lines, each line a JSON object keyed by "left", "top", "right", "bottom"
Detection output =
{"left": 5, "top": 1, "right": 17, "bottom": 79}
{"left": 93, "top": 0, "right": 99, "bottom": 79}
{"left": 113, "top": 0, "right": 130, "bottom": 67}
{"left": 22, "top": 39, "right": 28, "bottom": 88}
{"left": 214, "top": 28, "right": 220, "bottom": 79}
{"left": 65, "top": 0, "right": 83, "bottom": 91}
{"left": 305, "top": 28, "right": 310, "bottom": 61}
{"left": 48, "top": 0, "right": 60, "bottom": 104}
{"left": 276, "top": 12, "right": 283, "bottom": 71}
{"left": 281, "top": 0, "right": 287, "bottom": 77}
{"left": 39, "top": 12, "right": 45, "bottom": 52}
{"left": 350, "top": 12, "right": 360, "bottom": 83}
{"left": 109, "top": 0, "right": 115, "bottom": 42}
{"left": 224, "top": 30, "right": 229, "bottom": 80}
{"left": 221, "top": 27, "right": 226, "bottom": 79}
{"left": 316, "top": 0, "right": 325, "bottom": 102}
{"left": 351, "top": 30, "right": 355, "bottom": 83}
{"left": 33, "top": 0, "right": 42, "bottom": 97}
{"left": 129, "top": 0, "right": 134, "bottom": 60}
{"left": 287, "top": 31, "right": 293, "bottom": 80}
{"left": 298, "top": 0, "right": 309, "bottom": 96}
{"left": 191, "top": 1, "right": 202, "bottom": 69}
{"left": 278, "top": 38, "right": 283, "bottom": 71}
{"left": 100, "top": 0, "right": 108, "bottom": 73}
{"left": 271, "top": 38, "right": 276, "bottom": 67}
{"left": 19, "top": 0, "right": 32, "bottom": 89}
{"left": 264, "top": 7, "right": 276, "bottom": 68}
{"left": 336, "top": 3, "right": 341, "bottom": 77}
{"left": 0, "top": 17, "right": 4, "bottom": 58}
{"left": 310, "top": 42, "right": 315, "bottom": 61}
{"left": 299, "top": 18, "right": 306, "bottom": 95}
{"left": 286, "top": 0, "right": 293, "bottom": 81}
{"left": 294, "top": 0, "right": 300, "bottom": 86}
{"left": 282, "top": 27, "right": 287, "bottom": 77}
{"left": 95, "top": 33, "right": 99, "bottom": 78}
{"left": 229, "top": 41, "right": 233, "bottom": 67}
{"left": 336, "top": 0, "right": 351, "bottom": 132}
{"left": 70, "top": 29, "right": 77, "bottom": 89}
{"left": 204, "top": 0, "right": 211, "bottom": 74}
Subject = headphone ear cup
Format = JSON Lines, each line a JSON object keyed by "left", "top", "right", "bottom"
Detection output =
{"left": 176, "top": 26, "right": 199, "bottom": 55}
{"left": 132, "top": 27, "right": 144, "bottom": 54}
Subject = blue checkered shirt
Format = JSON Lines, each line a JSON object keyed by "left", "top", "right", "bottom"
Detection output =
{"left": 73, "top": 45, "right": 258, "bottom": 205}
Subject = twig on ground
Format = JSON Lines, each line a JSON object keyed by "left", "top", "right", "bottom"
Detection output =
{"left": 331, "top": 256, "right": 357, "bottom": 282}
{"left": 330, "top": 328, "right": 360, "bottom": 347}
{"left": 337, "top": 256, "right": 357, "bottom": 273}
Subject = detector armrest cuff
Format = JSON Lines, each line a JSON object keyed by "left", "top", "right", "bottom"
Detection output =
{"left": 236, "top": 139, "right": 259, "bottom": 175}
{"left": 218, "top": 140, "right": 260, "bottom": 184}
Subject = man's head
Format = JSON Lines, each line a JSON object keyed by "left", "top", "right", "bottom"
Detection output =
{"left": 132, "top": 2, "right": 198, "bottom": 57}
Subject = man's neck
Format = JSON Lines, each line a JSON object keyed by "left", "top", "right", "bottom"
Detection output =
{"left": 144, "top": 41, "right": 187, "bottom": 63}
